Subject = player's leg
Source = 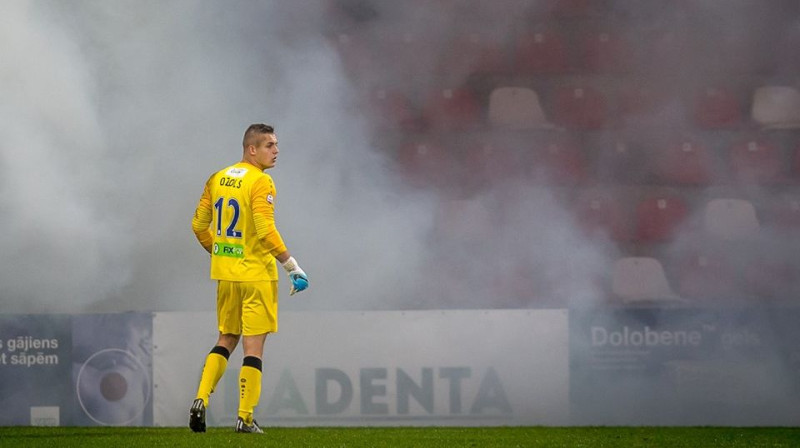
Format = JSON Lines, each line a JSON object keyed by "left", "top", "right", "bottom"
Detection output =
{"left": 235, "top": 280, "right": 278, "bottom": 433}
{"left": 190, "top": 280, "right": 243, "bottom": 432}
{"left": 195, "top": 332, "right": 240, "bottom": 406}
{"left": 236, "top": 332, "right": 266, "bottom": 432}
{"left": 190, "top": 333, "right": 239, "bottom": 433}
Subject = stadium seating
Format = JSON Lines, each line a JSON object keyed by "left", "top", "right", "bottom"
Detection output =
{"left": 552, "top": 85, "right": 609, "bottom": 129}
{"left": 396, "top": 139, "right": 456, "bottom": 188}
{"left": 652, "top": 140, "right": 715, "bottom": 186}
{"left": 487, "top": 87, "right": 555, "bottom": 130}
{"left": 579, "top": 31, "right": 634, "bottom": 73}
{"left": 325, "top": 1, "right": 800, "bottom": 306}
{"left": 463, "top": 138, "right": 520, "bottom": 188}
{"left": 764, "top": 194, "right": 800, "bottom": 235}
{"left": 434, "top": 198, "right": 494, "bottom": 241}
{"left": 366, "top": 88, "right": 419, "bottom": 131}
{"left": 611, "top": 257, "right": 682, "bottom": 304}
{"left": 672, "top": 247, "right": 741, "bottom": 301}
{"left": 422, "top": 87, "right": 482, "bottom": 131}
{"left": 692, "top": 86, "right": 743, "bottom": 129}
{"left": 592, "top": 135, "right": 651, "bottom": 184}
{"left": 728, "top": 137, "right": 785, "bottom": 184}
{"left": 441, "top": 32, "right": 510, "bottom": 78}
{"left": 617, "top": 82, "right": 670, "bottom": 121}
{"left": 751, "top": 86, "right": 800, "bottom": 129}
{"left": 703, "top": 198, "right": 761, "bottom": 240}
{"left": 634, "top": 195, "right": 690, "bottom": 242}
{"left": 742, "top": 250, "right": 796, "bottom": 301}
{"left": 514, "top": 30, "right": 568, "bottom": 75}
{"left": 329, "top": 32, "right": 374, "bottom": 77}
{"left": 546, "top": 0, "right": 594, "bottom": 18}
{"left": 573, "top": 188, "right": 631, "bottom": 241}
{"left": 527, "top": 139, "right": 588, "bottom": 185}
{"left": 374, "top": 31, "right": 439, "bottom": 81}
{"left": 640, "top": 29, "right": 695, "bottom": 75}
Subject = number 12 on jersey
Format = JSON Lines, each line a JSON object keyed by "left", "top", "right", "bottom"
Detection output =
{"left": 213, "top": 197, "right": 242, "bottom": 238}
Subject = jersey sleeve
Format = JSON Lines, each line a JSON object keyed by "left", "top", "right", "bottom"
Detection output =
{"left": 251, "top": 175, "right": 288, "bottom": 256}
{"left": 191, "top": 179, "right": 215, "bottom": 253}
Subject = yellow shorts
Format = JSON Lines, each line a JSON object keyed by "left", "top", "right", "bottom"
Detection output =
{"left": 216, "top": 280, "right": 278, "bottom": 336}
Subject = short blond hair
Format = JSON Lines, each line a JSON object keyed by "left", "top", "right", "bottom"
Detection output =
{"left": 243, "top": 123, "right": 275, "bottom": 148}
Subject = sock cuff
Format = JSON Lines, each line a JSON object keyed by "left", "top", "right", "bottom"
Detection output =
{"left": 210, "top": 345, "right": 231, "bottom": 360}
{"left": 242, "top": 355, "right": 262, "bottom": 371}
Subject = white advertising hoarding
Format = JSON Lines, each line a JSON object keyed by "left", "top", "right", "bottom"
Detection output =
{"left": 153, "top": 309, "right": 568, "bottom": 427}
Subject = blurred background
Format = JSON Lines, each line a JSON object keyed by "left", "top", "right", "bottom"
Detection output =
{"left": 325, "top": 0, "right": 800, "bottom": 310}
{"left": 2, "top": 0, "right": 800, "bottom": 427}
{"left": 1, "top": 0, "right": 800, "bottom": 312}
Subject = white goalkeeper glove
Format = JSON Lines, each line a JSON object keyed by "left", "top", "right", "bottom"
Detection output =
{"left": 281, "top": 256, "right": 309, "bottom": 296}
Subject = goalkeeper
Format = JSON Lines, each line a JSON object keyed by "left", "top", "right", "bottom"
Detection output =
{"left": 188, "top": 123, "right": 309, "bottom": 434}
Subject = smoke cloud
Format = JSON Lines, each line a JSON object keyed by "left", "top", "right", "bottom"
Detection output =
{"left": 2, "top": 0, "right": 800, "bottom": 426}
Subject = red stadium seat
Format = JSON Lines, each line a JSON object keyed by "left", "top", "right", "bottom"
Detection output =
{"left": 422, "top": 87, "right": 482, "bottom": 131}
{"left": 441, "top": 32, "right": 510, "bottom": 78}
{"left": 653, "top": 140, "right": 715, "bottom": 186}
{"left": 742, "top": 252, "right": 796, "bottom": 301}
{"left": 370, "top": 31, "right": 445, "bottom": 83}
{"left": 592, "top": 136, "right": 650, "bottom": 184}
{"left": 396, "top": 139, "right": 456, "bottom": 188}
{"left": 527, "top": 139, "right": 588, "bottom": 185}
{"left": 617, "top": 83, "right": 670, "bottom": 120}
{"left": 579, "top": 31, "right": 634, "bottom": 73}
{"left": 573, "top": 189, "right": 631, "bottom": 241}
{"left": 728, "top": 137, "right": 784, "bottom": 184}
{"left": 793, "top": 144, "right": 800, "bottom": 180}
{"left": 692, "top": 86, "right": 743, "bottom": 129}
{"left": 611, "top": 257, "right": 681, "bottom": 303}
{"left": 329, "top": 32, "right": 374, "bottom": 77}
{"left": 514, "top": 30, "right": 568, "bottom": 74}
{"left": 547, "top": 0, "right": 593, "bottom": 18}
{"left": 634, "top": 195, "right": 690, "bottom": 242}
{"left": 463, "top": 139, "right": 520, "bottom": 188}
{"left": 673, "top": 247, "right": 741, "bottom": 301}
{"left": 641, "top": 29, "right": 695, "bottom": 75}
{"left": 764, "top": 194, "right": 800, "bottom": 234}
{"left": 552, "top": 85, "right": 609, "bottom": 129}
{"left": 366, "top": 88, "right": 420, "bottom": 131}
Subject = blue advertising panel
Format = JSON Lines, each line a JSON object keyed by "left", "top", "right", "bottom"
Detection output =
{"left": 570, "top": 307, "right": 800, "bottom": 426}
{"left": 0, "top": 313, "right": 153, "bottom": 426}
{"left": 71, "top": 313, "right": 153, "bottom": 426}
{"left": 0, "top": 315, "right": 72, "bottom": 425}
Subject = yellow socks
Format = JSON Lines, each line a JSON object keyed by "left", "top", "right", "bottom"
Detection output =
{"left": 195, "top": 346, "right": 230, "bottom": 406}
{"left": 238, "top": 356, "right": 263, "bottom": 424}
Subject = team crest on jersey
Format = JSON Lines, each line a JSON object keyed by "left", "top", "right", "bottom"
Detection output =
{"left": 266, "top": 194, "right": 274, "bottom": 204}
{"left": 226, "top": 167, "right": 248, "bottom": 178}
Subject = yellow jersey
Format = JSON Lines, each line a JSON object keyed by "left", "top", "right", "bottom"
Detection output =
{"left": 192, "top": 162, "right": 287, "bottom": 281}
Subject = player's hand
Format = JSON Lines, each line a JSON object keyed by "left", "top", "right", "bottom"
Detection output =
{"left": 282, "top": 256, "right": 309, "bottom": 296}
{"left": 288, "top": 270, "right": 309, "bottom": 296}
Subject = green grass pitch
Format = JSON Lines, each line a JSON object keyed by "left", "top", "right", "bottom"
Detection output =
{"left": 0, "top": 426, "right": 799, "bottom": 448}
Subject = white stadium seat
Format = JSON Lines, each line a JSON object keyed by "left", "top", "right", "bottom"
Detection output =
{"left": 751, "top": 86, "right": 800, "bottom": 129}
{"left": 703, "top": 198, "right": 760, "bottom": 240}
{"left": 611, "top": 257, "right": 683, "bottom": 303}
{"left": 487, "top": 87, "right": 554, "bottom": 130}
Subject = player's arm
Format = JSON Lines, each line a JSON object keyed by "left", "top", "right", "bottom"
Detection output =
{"left": 191, "top": 181, "right": 215, "bottom": 254}
{"left": 252, "top": 177, "right": 309, "bottom": 295}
